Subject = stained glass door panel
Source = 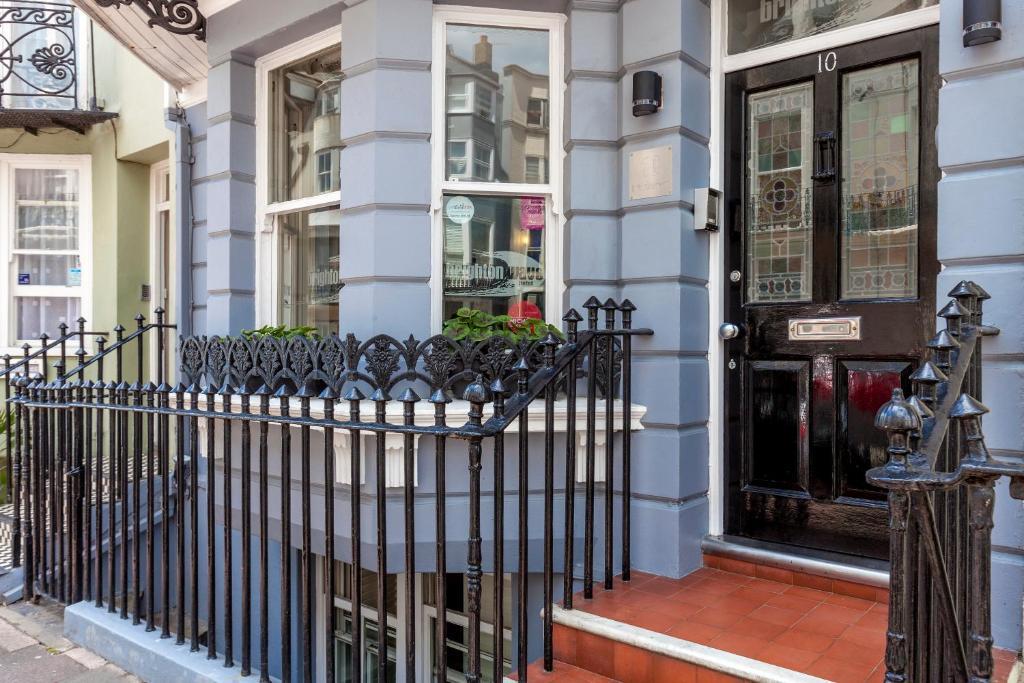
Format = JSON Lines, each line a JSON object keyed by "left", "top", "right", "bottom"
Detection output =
{"left": 841, "top": 59, "right": 920, "bottom": 300}
{"left": 745, "top": 83, "right": 814, "bottom": 303}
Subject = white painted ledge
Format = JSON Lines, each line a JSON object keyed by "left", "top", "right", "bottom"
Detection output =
{"left": 550, "top": 606, "right": 830, "bottom": 683}
{"left": 190, "top": 396, "right": 646, "bottom": 489}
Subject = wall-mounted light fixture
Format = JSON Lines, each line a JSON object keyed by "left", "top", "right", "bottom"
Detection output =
{"left": 963, "top": 0, "right": 1001, "bottom": 47}
{"left": 632, "top": 71, "right": 663, "bottom": 117}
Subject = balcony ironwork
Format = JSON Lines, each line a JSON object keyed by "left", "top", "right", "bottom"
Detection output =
{"left": 0, "top": 0, "right": 115, "bottom": 131}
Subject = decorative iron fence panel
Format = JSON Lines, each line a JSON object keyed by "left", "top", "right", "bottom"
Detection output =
{"left": 3, "top": 299, "right": 651, "bottom": 683}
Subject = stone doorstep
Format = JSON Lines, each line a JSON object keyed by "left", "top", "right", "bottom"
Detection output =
{"left": 550, "top": 605, "right": 830, "bottom": 683}
{"left": 701, "top": 536, "right": 889, "bottom": 601}
{"left": 702, "top": 552, "right": 890, "bottom": 604}
{"left": 63, "top": 602, "right": 268, "bottom": 683}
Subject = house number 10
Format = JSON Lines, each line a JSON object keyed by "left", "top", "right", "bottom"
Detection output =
{"left": 818, "top": 51, "right": 837, "bottom": 72}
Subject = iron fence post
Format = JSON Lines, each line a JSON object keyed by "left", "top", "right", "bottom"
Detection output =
{"left": 463, "top": 376, "right": 490, "bottom": 683}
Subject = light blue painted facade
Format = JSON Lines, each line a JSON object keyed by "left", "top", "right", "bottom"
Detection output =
{"left": 936, "top": 0, "right": 1024, "bottom": 651}
{"left": 167, "top": 0, "right": 1024, "bottom": 674}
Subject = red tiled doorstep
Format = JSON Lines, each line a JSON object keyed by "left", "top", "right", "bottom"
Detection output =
{"left": 552, "top": 564, "right": 1019, "bottom": 683}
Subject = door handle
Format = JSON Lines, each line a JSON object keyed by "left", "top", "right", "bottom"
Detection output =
{"left": 719, "top": 323, "right": 743, "bottom": 340}
{"left": 812, "top": 131, "right": 836, "bottom": 181}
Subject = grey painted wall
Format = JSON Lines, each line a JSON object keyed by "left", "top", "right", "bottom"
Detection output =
{"left": 936, "top": 2, "right": 1024, "bottom": 651}
{"left": 182, "top": 0, "right": 712, "bottom": 582}
{"left": 563, "top": 0, "right": 712, "bottom": 579}
{"left": 186, "top": 101, "right": 208, "bottom": 337}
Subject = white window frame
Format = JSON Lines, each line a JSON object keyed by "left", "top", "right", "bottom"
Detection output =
{"left": 420, "top": 574, "right": 514, "bottom": 683}
{"left": 254, "top": 25, "right": 343, "bottom": 328}
{"left": 431, "top": 6, "right": 566, "bottom": 333}
{"left": 149, "top": 159, "right": 173, "bottom": 378}
{"left": 0, "top": 154, "right": 92, "bottom": 353}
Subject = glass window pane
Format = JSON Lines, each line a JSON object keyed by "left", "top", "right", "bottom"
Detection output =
{"left": 15, "top": 296, "right": 80, "bottom": 341}
{"left": 841, "top": 59, "right": 919, "bottom": 300}
{"left": 279, "top": 208, "right": 341, "bottom": 335}
{"left": 442, "top": 194, "right": 546, "bottom": 320}
{"left": 745, "top": 83, "right": 814, "bottom": 304}
{"left": 332, "top": 561, "right": 398, "bottom": 617}
{"left": 15, "top": 168, "right": 80, "bottom": 250}
{"left": 727, "top": 0, "right": 937, "bottom": 55}
{"left": 445, "top": 24, "right": 550, "bottom": 185}
{"left": 15, "top": 206, "right": 79, "bottom": 250}
{"left": 268, "top": 45, "right": 342, "bottom": 202}
{"left": 15, "top": 254, "right": 81, "bottom": 286}
{"left": 333, "top": 611, "right": 397, "bottom": 683}
{"left": 16, "top": 168, "right": 79, "bottom": 201}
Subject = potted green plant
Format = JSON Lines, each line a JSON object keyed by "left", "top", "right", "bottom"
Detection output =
{"left": 240, "top": 324, "right": 321, "bottom": 340}
{"left": 442, "top": 308, "right": 566, "bottom": 396}
{"left": 442, "top": 307, "right": 564, "bottom": 343}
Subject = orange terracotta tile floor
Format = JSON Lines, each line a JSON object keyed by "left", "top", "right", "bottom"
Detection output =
{"left": 512, "top": 660, "right": 618, "bottom": 682}
{"left": 569, "top": 567, "right": 1018, "bottom": 683}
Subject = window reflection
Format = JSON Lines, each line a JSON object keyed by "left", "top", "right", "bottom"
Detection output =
{"left": 279, "top": 208, "right": 341, "bottom": 335}
{"left": 727, "top": 0, "right": 938, "bottom": 55}
{"left": 442, "top": 194, "right": 546, "bottom": 320}
{"left": 445, "top": 25, "right": 549, "bottom": 185}
{"left": 268, "top": 45, "right": 342, "bottom": 202}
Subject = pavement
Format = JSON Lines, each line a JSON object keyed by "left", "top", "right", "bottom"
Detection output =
{"left": 0, "top": 598, "right": 142, "bottom": 683}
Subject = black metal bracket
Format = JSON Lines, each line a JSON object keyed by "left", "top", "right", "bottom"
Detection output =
{"left": 1011, "top": 476, "right": 1024, "bottom": 500}
{"left": 811, "top": 131, "right": 836, "bottom": 181}
{"left": 93, "top": 0, "right": 206, "bottom": 41}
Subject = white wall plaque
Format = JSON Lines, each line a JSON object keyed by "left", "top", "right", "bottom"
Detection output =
{"left": 628, "top": 145, "right": 673, "bottom": 200}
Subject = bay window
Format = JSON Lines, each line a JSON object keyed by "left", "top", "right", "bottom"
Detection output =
{"left": 433, "top": 10, "right": 564, "bottom": 329}
{"left": 423, "top": 573, "right": 512, "bottom": 683}
{"left": 257, "top": 29, "right": 343, "bottom": 333}
{"left": 0, "top": 156, "right": 91, "bottom": 348}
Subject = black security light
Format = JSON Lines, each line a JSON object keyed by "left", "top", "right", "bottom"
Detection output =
{"left": 632, "top": 71, "right": 662, "bottom": 117}
{"left": 963, "top": 0, "right": 1001, "bottom": 47}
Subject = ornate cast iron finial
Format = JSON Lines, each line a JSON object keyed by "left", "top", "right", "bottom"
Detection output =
{"left": 875, "top": 388, "right": 921, "bottom": 468}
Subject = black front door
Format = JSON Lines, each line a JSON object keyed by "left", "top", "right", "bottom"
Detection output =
{"left": 723, "top": 28, "right": 939, "bottom": 559}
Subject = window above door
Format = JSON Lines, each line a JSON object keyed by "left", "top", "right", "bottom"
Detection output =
{"left": 727, "top": 0, "right": 938, "bottom": 55}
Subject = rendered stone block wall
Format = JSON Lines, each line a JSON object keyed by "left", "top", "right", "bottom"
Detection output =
{"left": 936, "top": 1, "right": 1024, "bottom": 650}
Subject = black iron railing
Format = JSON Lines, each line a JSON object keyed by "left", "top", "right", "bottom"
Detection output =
{"left": 869, "top": 281, "right": 1022, "bottom": 683}
{"left": 1, "top": 320, "right": 108, "bottom": 546}
{"left": 6, "top": 298, "right": 650, "bottom": 682}
{"left": 0, "top": 0, "right": 79, "bottom": 110}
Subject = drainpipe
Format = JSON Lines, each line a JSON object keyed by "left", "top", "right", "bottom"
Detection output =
{"left": 165, "top": 107, "right": 194, "bottom": 342}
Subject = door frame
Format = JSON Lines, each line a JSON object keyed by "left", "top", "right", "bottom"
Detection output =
{"left": 149, "top": 159, "right": 174, "bottom": 380}
{"left": 707, "top": 4, "right": 941, "bottom": 539}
